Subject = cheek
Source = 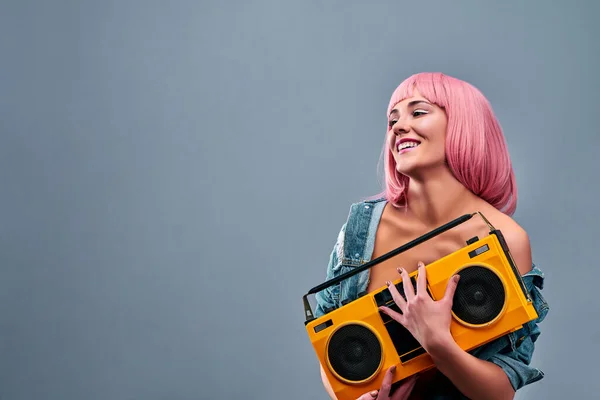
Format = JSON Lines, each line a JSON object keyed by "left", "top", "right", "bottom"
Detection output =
{"left": 386, "top": 131, "right": 396, "bottom": 150}
{"left": 417, "top": 118, "right": 446, "bottom": 141}
{"left": 417, "top": 119, "right": 447, "bottom": 156}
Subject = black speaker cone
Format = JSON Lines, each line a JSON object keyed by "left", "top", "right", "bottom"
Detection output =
{"left": 327, "top": 324, "right": 382, "bottom": 382}
{"left": 452, "top": 265, "right": 505, "bottom": 325}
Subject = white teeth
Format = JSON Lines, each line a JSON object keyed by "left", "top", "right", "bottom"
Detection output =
{"left": 398, "top": 141, "right": 420, "bottom": 151}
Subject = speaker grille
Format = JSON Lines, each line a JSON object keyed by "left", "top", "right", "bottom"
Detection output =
{"left": 327, "top": 324, "right": 382, "bottom": 382}
{"left": 452, "top": 265, "right": 505, "bottom": 326}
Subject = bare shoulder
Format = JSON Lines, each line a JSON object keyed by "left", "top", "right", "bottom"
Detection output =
{"left": 481, "top": 206, "right": 533, "bottom": 275}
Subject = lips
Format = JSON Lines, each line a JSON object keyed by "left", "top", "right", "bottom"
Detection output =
{"left": 396, "top": 138, "right": 421, "bottom": 153}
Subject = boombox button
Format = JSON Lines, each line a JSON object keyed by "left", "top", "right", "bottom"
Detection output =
{"left": 466, "top": 236, "right": 479, "bottom": 245}
{"left": 313, "top": 319, "right": 333, "bottom": 333}
{"left": 375, "top": 289, "right": 393, "bottom": 306}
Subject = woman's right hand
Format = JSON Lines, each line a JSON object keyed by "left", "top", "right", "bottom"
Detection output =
{"left": 356, "top": 366, "right": 418, "bottom": 400}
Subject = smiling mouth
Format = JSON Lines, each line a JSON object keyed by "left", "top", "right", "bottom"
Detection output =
{"left": 397, "top": 140, "right": 421, "bottom": 153}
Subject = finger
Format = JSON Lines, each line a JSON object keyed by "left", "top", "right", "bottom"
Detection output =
{"left": 356, "top": 390, "right": 379, "bottom": 400}
{"left": 398, "top": 268, "right": 415, "bottom": 300}
{"left": 379, "top": 365, "right": 396, "bottom": 399}
{"left": 390, "top": 375, "right": 419, "bottom": 400}
{"left": 379, "top": 304, "right": 404, "bottom": 325}
{"left": 386, "top": 280, "right": 407, "bottom": 312}
{"left": 416, "top": 262, "right": 427, "bottom": 296}
{"left": 443, "top": 274, "right": 461, "bottom": 305}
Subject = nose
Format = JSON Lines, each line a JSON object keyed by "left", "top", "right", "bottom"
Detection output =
{"left": 391, "top": 118, "right": 411, "bottom": 136}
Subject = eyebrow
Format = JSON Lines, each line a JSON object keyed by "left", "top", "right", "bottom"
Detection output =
{"left": 389, "top": 100, "right": 432, "bottom": 116}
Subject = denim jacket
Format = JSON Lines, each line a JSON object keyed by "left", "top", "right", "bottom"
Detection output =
{"left": 314, "top": 197, "right": 549, "bottom": 398}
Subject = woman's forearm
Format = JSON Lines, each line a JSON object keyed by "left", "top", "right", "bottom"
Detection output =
{"left": 426, "top": 336, "right": 515, "bottom": 400}
{"left": 320, "top": 364, "right": 338, "bottom": 400}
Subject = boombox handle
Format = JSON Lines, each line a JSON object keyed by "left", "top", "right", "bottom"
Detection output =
{"left": 303, "top": 211, "right": 528, "bottom": 323}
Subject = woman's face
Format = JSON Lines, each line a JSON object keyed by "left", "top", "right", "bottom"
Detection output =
{"left": 386, "top": 89, "right": 448, "bottom": 178}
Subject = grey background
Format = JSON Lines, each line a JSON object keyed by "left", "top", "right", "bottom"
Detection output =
{"left": 1, "top": 0, "right": 598, "bottom": 399}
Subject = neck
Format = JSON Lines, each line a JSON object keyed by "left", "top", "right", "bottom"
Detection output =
{"left": 404, "top": 166, "right": 479, "bottom": 227}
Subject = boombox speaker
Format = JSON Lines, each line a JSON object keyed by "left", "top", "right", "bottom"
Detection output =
{"left": 302, "top": 212, "right": 538, "bottom": 400}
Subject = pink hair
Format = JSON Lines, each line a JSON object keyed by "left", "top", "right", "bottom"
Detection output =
{"left": 368, "top": 72, "right": 517, "bottom": 216}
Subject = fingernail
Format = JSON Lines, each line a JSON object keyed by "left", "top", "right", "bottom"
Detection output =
{"left": 397, "top": 268, "right": 403, "bottom": 274}
{"left": 454, "top": 275, "right": 460, "bottom": 282}
{"left": 385, "top": 280, "right": 391, "bottom": 286}
{"left": 391, "top": 365, "right": 396, "bottom": 373}
{"left": 418, "top": 261, "right": 424, "bottom": 267}
{"left": 370, "top": 390, "right": 378, "bottom": 397}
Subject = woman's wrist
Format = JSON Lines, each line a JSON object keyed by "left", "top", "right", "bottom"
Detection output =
{"left": 423, "top": 331, "right": 457, "bottom": 358}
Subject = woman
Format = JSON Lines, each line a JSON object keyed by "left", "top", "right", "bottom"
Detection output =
{"left": 314, "top": 73, "right": 549, "bottom": 400}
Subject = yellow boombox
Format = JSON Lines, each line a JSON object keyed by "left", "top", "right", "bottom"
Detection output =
{"left": 302, "top": 212, "right": 538, "bottom": 400}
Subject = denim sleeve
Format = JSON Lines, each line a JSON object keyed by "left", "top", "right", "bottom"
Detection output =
{"left": 314, "top": 223, "right": 346, "bottom": 318}
{"left": 472, "top": 277, "right": 549, "bottom": 392}
{"left": 487, "top": 334, "right": 544, "bottom": 391}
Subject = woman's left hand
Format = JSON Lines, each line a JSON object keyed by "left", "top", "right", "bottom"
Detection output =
{"left": 379, "top": 262, "right": 460, "bottom": 353}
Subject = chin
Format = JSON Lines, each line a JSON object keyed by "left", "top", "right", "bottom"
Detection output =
{"left": 397, "top": 161, "right": 450, "bottom": 181}
{"left": 395, "top": 160, "right": 440, "bottom": 177}
{"left": 395, "top": 164, "right": 419, "bottom": 178}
